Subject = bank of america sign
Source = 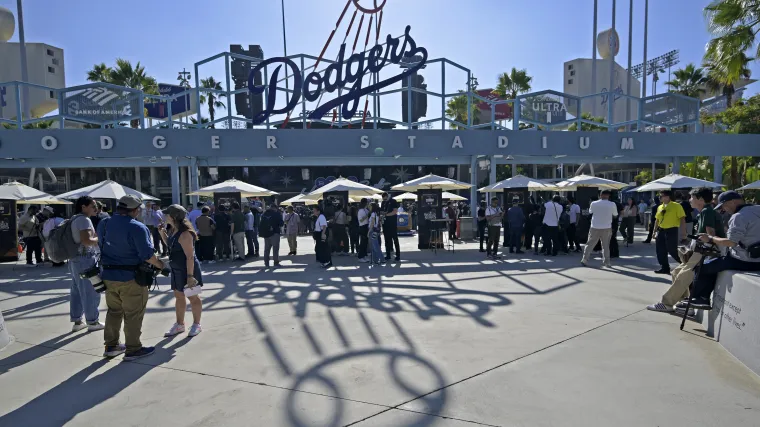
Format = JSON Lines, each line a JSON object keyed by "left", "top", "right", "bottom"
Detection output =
{"left": 63, "top": 86, "right": 141, "bottom": 124}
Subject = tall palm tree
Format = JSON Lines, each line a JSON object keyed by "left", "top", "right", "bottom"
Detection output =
{"left": 445, "top": 91, "right": 480, "bottom": 129}
{"left": 492, "top": 68, "right": 533, "bottom": 100}
{"left": 704, "top": 52, "right": 752, "bottom": 108}
{"left": 665, "top": 63, "right": 707, "bottom": 98}
{"left": 108, "top": 58, "right": 158, "bottom": 95}
{"left": 704, "top": 0, "right": 760, "bottom": 80}
{"left": 86, "top": 63, "right": 112, "bottom": 83}
{"left": 199, "top": 77, "right": 226, "bottom": 127}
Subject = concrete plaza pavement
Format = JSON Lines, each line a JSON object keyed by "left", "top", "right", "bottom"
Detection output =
{"left": 1, "top": 229, "right": 759, "bottom": 426}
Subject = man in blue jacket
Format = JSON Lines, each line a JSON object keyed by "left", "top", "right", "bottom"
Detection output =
{"left": 97, "top": 195, "right": 167, "bottom": 361}
{"left": 507, "top": 198, "right": 526, "bottom": 254}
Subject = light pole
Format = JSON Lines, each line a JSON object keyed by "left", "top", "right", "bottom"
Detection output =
{"left": 591, "top": 0, "right": 598, "bottom": 117}
{"left": 177, "top": 68, "right": 191, "bottom": 126}
{"left": 16, "top": 0, "right": 30, "bottom": 121}
{"left": 281, "top": 0, "right": 290, "bottom": 103}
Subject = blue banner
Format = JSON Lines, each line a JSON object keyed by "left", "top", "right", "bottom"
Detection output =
{"left": 145, "top": 84, "right": 190, "bottom": 119}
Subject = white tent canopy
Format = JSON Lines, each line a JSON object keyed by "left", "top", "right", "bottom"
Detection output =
{"left": 442, "top": 191, "right": 467, "bottom": 201}
{"left": 393, "top": 192, "right": 417, "bottom": 201}
{"left": 279, "top": 194, "right": 310, "bottom": 206}
{"left": 555, "top": 174, "right": 628, "bottom": 190}
{"left": 0, "top": 182, "right": 71, "bottom": 205}
{"left": 391, "top": 173, "right": 473, "bottom": 192}
{"left": 189, "top": 179, "right": 278, "bottom": 197}
{"left": 635, "top": 174, "right": 725, "bottom": 192}
{"left": 478, "top": 175, "right": 554, "bottom": 192}
{"left": 307, "top": 178, "right": 383, "bottom": 199}
{"left": 57, "top": 180, "right": 159, "bottom": 201}
{"left": 737, "top": 180, "right": 760, "bottom": 191}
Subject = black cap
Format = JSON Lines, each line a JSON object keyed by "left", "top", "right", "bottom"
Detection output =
{"left": 714, "top": 191, "right": 743, "bottom": 210}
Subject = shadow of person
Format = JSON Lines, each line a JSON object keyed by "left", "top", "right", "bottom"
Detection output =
{"left": 0, "top": 335, "right": 191, "bottom": 426}
{"left": 1, "top": 331, "right": 88, "bottom": 375}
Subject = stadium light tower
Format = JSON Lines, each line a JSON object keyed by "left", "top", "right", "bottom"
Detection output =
{"left": 16, "top": 0, "right": 30, "bottom": 121}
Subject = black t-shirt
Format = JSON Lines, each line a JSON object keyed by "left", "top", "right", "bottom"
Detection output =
{"left": 680, "top": 201, "right": 693, "bottom": 223}
{"left": 477, "top": 207, "right": 486, "bottom": 224}
{"left": 383, "top": 199, "right": 399, "bottom": 225}
{"left": 213, "top": 212, "right": 231, "bottom": 233}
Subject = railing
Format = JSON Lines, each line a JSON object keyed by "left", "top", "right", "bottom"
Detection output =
{"left": 0, "top": 51, "right": 701, "bottom": 133}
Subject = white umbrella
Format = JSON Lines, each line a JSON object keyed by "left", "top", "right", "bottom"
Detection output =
{"left": 307, "top": 177, "right": 383, "bottom": 199}
{"left": 279, "top": 194, "right": 310, "bottom": 206}
{"left": 393, "top": 192, "right": 418, "bottom": 201}
{"left": 635, "top": 174, "right": 724, "bottom": 192}
{"left": 738, "top": 180, "right": 760, "bottom": 191}
{"left": 57, "top": 180, "right": 159, "bottom": 201}
{"left": 391, "top": 173, "right": 473, "bottom": 192}
{"left": 0, "top": 181, "right": 71, "bottom": 204}
{"left": 555, "top": 174, "right": 627, "bottom": 190}
{"left": 442, "top": 191, "right": 467, "bottom": 201}
{"left": 190, "top": 179, "right": 278, "bottom": 197}
{"left": 478, "top": 175, "right": 554, "bottom": 192}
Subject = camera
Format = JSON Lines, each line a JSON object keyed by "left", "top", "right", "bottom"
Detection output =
{"left": 80, "top": 266, "right": 106, "bottom": 293}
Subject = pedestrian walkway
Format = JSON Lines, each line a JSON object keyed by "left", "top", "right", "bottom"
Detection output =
{"left": 1, "top": 233, "right": 759, "bottom": 426}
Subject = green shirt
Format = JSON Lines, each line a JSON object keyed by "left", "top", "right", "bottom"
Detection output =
{"left": 697, "top": 205, "right": 725, "bottom": 237}
{"left": 231, "top": 211, "right": 246, "bottom": 233}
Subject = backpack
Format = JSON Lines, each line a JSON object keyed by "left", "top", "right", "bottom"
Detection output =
{"left": 258, "top": 212, "right": 274, "bottom": 238}
{"left": 559, "top": 210, "right": 571, "bottom": 230}
{"left": 42, "top": 214, "right": 84, "bottom": 263}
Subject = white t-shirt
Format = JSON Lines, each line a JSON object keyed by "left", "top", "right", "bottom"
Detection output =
{"left": 369, "top": 212, "right": 381, "bottom": 230}
{"left": 358, "top": 208, "right": 369, "bottom": 226}
{"left": 485, "top": 207, "right": 502, "bottom": 227}
{"left": 71, "top": 215, "right": 98, "bottom": 255}
{"left": 589, "top": 199, "right": 618, "bottom": 229}
{"left": 542, "top": 202, "right": 563, "bottom": 227}
{"left": 42, "top": 217, "right": 64, "bottom": 239}
{"left": 569, "top": 204, "right": 581, "bottom": 224}
{"left": 314, "top": 214, "right": 328, "bottom": 232}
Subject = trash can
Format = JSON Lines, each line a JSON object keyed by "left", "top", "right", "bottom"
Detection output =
{"left": 459, "top": 216, "right": 475, "bottom": 240}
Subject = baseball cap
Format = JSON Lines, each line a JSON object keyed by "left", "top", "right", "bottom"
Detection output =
{"left": 714, "top": 191, "right": 743, "bottom": 210}
{"left": 43, "top": 206, "right": 54, "bottom": 214}
{"left": 117, "top": 195, "right": 144, "bottom": 210}
{"left": 162, "top": 204, "right": 188, "bottom": 220}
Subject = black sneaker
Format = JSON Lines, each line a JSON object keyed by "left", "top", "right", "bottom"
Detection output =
{"left": 509, "top": 249, "right": 514, "bottom": 253}
{"left": 394, "top": 257, "right": 400, "bottom": 262}
{"left": 385, "top": 256, "right": 391, "bottom": 261}
{"left": 642, "top": 240, "right": 651, "bottom": 244}
{"left": 516, "top": 250, "right": 525, "bottom": 254}
{"left": 479, "top": 249, "right": 485, "bottom": 253}
{"left": 321, "top": 261, "right": 333, "bottom": 269}
{"left": 103, "top": 344, "right": 126, "bottom": 358}
{"left": 123, "top": 346, "right": 155, "bottom": 361}
{"left": 654, "top": 268, "right": 671, "bottom": 275}
{"left": 689, "top": 297, "right": 712, "bottom": 310}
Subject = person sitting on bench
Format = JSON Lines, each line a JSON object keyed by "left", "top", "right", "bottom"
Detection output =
{"left": 647, "top": 188, "right": 724, "bottom": 314}
{"left": 686, "top": 191, "right": 760, "bottom": 310}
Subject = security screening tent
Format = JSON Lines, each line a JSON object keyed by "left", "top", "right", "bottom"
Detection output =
{"left": 478, "top": 175, "right": 554, "bottom": 192}
{"left": 307, "top": 177, "right": 383, "bottom": 199}
{"left": 395, "top": 191, "right": 466, "bottom": 201}
{"left": 555, "top": 174, "right": 628, "bottom": 190}
{"left": 189, "top": 179, "right": 278, "bottom": 197}
{"left": 0, "top": 182, "right": 71, "bottom": 204}
{"left": 279, "top": 193, "right": 311, "bottom": 206}
{"left": 391, "top": 173, "right": 473, "bottom": 192}
{"left": 57, "top": 180, "right": 160, "bottom": 201}
{"left": 635, "top": 174, "right": 724, "bottom": 192}
{"left": 393, "top": 192, "right": 418, "bottom": 201}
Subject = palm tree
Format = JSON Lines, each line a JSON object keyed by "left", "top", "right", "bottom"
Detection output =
{"left": 190, "top": 116, "right": 211, "bottom": 129}
{"left": 704, "top": 0, "right": 760, "bottom": 80}
{"left": 665, "top": 63, "right": 707, "bottom": 98}
{"left": 445, "top": 91, "right": 480, "bottom": 129}
{"left": 108, "top": 58, "right": 158, "bottom": 95}
{"left": 199, "top": 77, "right": 226, "bottom": 127}
{"left": 86, "top": 63, "right": 112, "bottom": 83}
{"left": 492, "top": 67, "right": 533, "bottom": 99}
{"left": 704, "top": 52, "right": 752, "bottom": 108}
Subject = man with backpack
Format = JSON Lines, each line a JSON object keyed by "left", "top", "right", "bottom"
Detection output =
{"left": 259, "top": 203, "right": 284, "bottom": 268}
{"left": 19, "top": 206, "right": 43, "bottom": 267}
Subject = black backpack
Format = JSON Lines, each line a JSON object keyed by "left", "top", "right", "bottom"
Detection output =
{"left": 258, "top": 213, "right": 274, "bottom": 238}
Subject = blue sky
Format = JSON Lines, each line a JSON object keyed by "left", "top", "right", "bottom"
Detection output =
{"left": 2, "top": 0, "right": 756, "bottom": 122}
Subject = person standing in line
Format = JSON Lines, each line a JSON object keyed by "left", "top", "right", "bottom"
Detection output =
{"left": 19, "top": 206, "right": 43, "bottom": 267}
{"left": 244, "top": 206, "right": 258, "bottom": 258}
{"left": 68, "top": 196, "right": 104, "bottom": 332}
{"left": 637, "top": 199, "right": 649, "bottom": 225}
{"left": 42, "top": 210, "right": 66, "bottom": 267}
{"left": 581, "top": 190, "right": 619, "bottom": 268}
{"left": 348, "top": 204, "right": 360, "bottom": 255}
{"left": 643, "top": 198, "right": 660, "bottom": 244}
{"left": 677, "top": 191, "right": 695, "bottom": 240}
{"left": 188, "top": 202, "right": 204, "bottom": 232}
{"left": 145, "top": 203, "right": 167, "bottom": 256}
{"left": 381, "top": 192, "right": 401, "bottom": 262}
{"left": 541, "top": 195, "right": 564, "bottom": 257}
{"left": 653, "top": 190, "right": 687, "bottom": 275}
{"left": 477, "top": 201, "right": 487, "bottom": 253}
{"left": 97, "top": 195, "right": 168, "bottom": 360}
{"left": 369, "top": 202, "right": 385, "bottom": 265}
{"left": 90, "top": 202, "right": 110, "bottom": 230}
{"left": 445, "top": 201, "right": 458, "bottom": 241}
{"left": 259, "top": 203, "right": 284, "bottom": 268}
{"left": 313, "top": 205, "right": 332, "bottom": 268}
{"left": 620, "top": 197, "right": 638, "bottom": 244}
{"left": 507, "top": 198, "right": 525, "bottom": 254}
{"left": 566, "top": 196, "right": 582, "bottom": 252}
{"left": 196, "top": 206, "right": 216, "bottom": 264}
{"left": 529, "top": 207, "right": 543, "bottom": 255}
{"left": 230, "top": 202, "right": 246, "bottom": 261}
{"left": 332, "top": 204, "right": 349, "bottom": 256}
{"left": 212, "top": 205, "right": 232, "bottom": 262}
{"left": 159, "top": 205, "right": 203, "bottom": 338}
{"left": 357, "top": 199, "right": 370, "bottom": 263}
{"left": 485, "top": 197, "right": 503, "bottom": 259}
{"left": 285, "top": 206, "right": 300, "bottom": 256}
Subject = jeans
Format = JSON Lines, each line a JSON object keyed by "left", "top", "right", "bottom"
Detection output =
{"left": 542, "top": 225, "right": 560, "bottom": 256}
{"left": 509, "top": 226, "right": 523, "bottom": 252}
{"left": 232, "top": 231, "right": 246, "bottom": 259}
{"left": 246, "top": 230, "right": 259, "bottom": 255}
{"left": 264, "top": 234, "right": 280, "bottom": 265}
{"left": 25, "top": 236, "right": 42, "bottom": 264}
{"left": 358, "top": 225, "right": 369, "bottom": 259}
{"left": 69, "top": 255, "right": 101, "bottom": 323}
{"left": 103, "top": 279, "right": 148, "bottom": 353}
{"left": 383, "top": 223, "right": 400, "bottom": 259}
{"left": 286, "top": 234, "right": 298, "bottom": 254}
{"left": 692, "top": 255, "right": 760, "bottom": 300}
{"left": 656, "top": 227, "right": 681, "bottom": 271}
{"left": 582, "top": 228, "right": 612, "bottom": 266}
{"left": 487, "top": 225, "right": 500, "bottom": 255}
{"left": 370, "top": 230, "right": 383, "bottom": 263}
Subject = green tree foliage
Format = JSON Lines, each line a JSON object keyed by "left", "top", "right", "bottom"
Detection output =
{"left": 567, "top": 113, "right": 606, "bottom": 132}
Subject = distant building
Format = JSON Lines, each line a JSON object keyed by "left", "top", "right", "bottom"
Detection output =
{"left": 563, "top": 58, "right": 641, "bottom": 125}
{"left": 0, "top": 42, "right": 66, "bottom": 119}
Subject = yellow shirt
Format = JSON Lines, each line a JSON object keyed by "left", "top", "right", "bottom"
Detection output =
{"left": 655, "top": 202, "right": 685, "bottom": 229}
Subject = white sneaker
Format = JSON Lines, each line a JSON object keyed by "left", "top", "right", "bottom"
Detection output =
{"left": 72, "top": 321, "right": 87, "bottom": 332}
{"left": 87, "top": 321, "right": 105, "bottom": 332}
{"left": 208, "top": 260, "right": 216, "bottom": 264}
{"left": 25, "top": 263, "right": 37, "bottom": 268}
{"left": 646, "top": 302, "right": 674, "bottom": 313}
{"left": 188, "top": 323, "right": 202, "bottom": 337}
{"left": 359, "top": 258, "right": 370, "bottom": 263}
{"left": 164, "top": 323, "right": 185, "bottom": 337}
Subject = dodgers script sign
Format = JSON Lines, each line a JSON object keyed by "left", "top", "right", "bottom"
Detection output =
{"left": 248, "top": 25, "right": 427, "bottom": 124}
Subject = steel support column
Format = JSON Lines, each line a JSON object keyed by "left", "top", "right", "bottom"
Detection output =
{"left": 171, "top": 161, "right": 180, "bottom": 205}
{"left": 489, "top": 156, "right": 497, "bottom": 203}
{"left": 189, "top": 157, "right": 200, "bottom": 206}
{"left": 470, "top": 155, "right": 478, "bottom": 229}
{"left": 671, "top": 157, "right": 680, "bottom": 174}
{"left": 135, "top": 166, "right": 141, "bottom": 191}
{"left": 180, "top": 166, "right": 188, "bottom": 206}
{"left": 150, "top": 167, "right": 157, "bottom": 198}
{"left": 713, "top": 156, "right": 723, "bottom": 184}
